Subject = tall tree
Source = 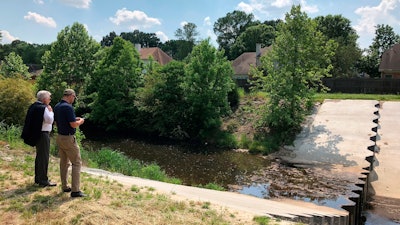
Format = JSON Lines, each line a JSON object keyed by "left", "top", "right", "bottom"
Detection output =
{"left": 213, "top": 10, "right": 257, "bottom": 60}
{"left": 230, "top": 24, "right": 275, "bottom": 59}
{"left": 175, "top": 22, "right": 199, "bottom": 43}
{"left": 0, "top": 52, "right": 30, "bottom": 79}
{"left": 100, "top": 31, "right": 117, "bottom": 47}
{"left": 37, "top": 22, "right": 100, "bottom": 102}
{"left": 135, "top": 61, "right": 187, "bottom": 138}
{"left": 89, "top": 37, "right": 142, "bottom": 131}
{"left": 371, "top": 24, "right": 400, "bottom": 59}
{"left": 181, "top": 39, "right": 235, "bottom": 139}
{"left": 253, "top": 5, "right": 336, "bottom": 135}
{"left": 120, "top": 30, "right": 161, "bottom": 47}
{"left": 358, "top": 24, "right": 400, "bottom": 78}
{"left": 315, "top": 15, "right": 361, "bottom": 77}
{"left": 161, "top": 39, "right": 193, "bottom": 61}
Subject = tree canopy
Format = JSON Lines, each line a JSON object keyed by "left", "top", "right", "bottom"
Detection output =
{"left": 0, "top": 52, "right": 30, "bottom": 79}
{"left": 315, "top": 15, "right": 361, "bottom": 77}
{"left": 36, "top": 22, "right": 100, "bottom": 102}
{"left": 89, "top": 37, "right": 142, "bottom": 131}
{"left": 213, "top": 10, "right": 257, "bottom": 60}
{"left": 253, "top": 5, "right": 336, "bottom": 135}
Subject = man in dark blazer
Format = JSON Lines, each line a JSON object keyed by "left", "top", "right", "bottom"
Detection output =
{"left": 21, "top": 90, "right": 56, "bottom": 187}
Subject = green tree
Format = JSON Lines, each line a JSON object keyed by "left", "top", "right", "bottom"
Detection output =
{"left": 175, "top": 22, "right": 199, "bottom": 43}
{"left": 182, "top": 39, "right": 235, "bottom": 139}
{"left": 100, "top": 31, "right": 117, "bottom": 47}
{"left": 315, "top": 15, "right": 361, "bottom": 77}
{"left": 89, "top": 37, "right": 142, "bottom": 131}
{"left": 120, "top": 30, "right": 161, "bottom": 47}
{"left": 135, "top": 61, "right": 188, "bottom": 138}
{"left": 358, "top": 24, "right": 400, "bottom": 78}
{"left": 161, "top": 39, "right": 193, "bottom": 61}
{"left": 230, "top": 24, "right": 275, "bottom": 59}
{"left": 0, "top": 78, "right": 35, "bottom": 125}
{"left": 37, "top": 22, "right": 100, "bottom": 103}
{"left": 0, "top": 52, "right": 30, "bottom": 79}
{"left": 213, "top": 10, "right": 257, "bottom": 60}
{"left": 253, "top": 5, "right": 336, "bottom": 136}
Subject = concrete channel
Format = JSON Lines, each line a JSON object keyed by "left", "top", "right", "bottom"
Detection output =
{"left": 82, "top": 100, "right": 399, "bottom": 225}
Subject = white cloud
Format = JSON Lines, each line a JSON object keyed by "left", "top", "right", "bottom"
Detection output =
{"left": 237, "top": 2, "right": 255, "bottom": 13}
{"left": 156, "top": 31, "right": 169, "bottom": 42}
{"left": 237, "top": 0, "right": 318, "bottom": 17}
{"left": 33, "top": 0, "right": 44, "bottom": 4}
{"left": 204, "top": 17, "right": 211, "bottom": 26}
{"left": 271, "top": 0, "right": 292, "bottom": 8}
{"left": 354, "top": 0, "right": 400, "bottom": 35}
{"left": 60, "top": 0, "right": 91, "bottom": 9}
{"left": 110, "top": 8, "right": 161, "bottom": 30}
{"left": 0, "top": 30, "right": 18, "bottom": 44}
{"left": 180, "top": 21, "right": 188, "bottom": 27}
{"left": 24, "top": 12, "right": 57, "bottom": 28}
{"left": 300, "top": 0, "right": 318, "bottom": 14}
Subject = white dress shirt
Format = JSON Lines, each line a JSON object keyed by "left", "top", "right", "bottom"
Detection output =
{"left": 42, "top": 107, "right": 54, "bottom": 132}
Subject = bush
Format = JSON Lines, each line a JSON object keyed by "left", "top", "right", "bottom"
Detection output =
{"left": 0, "top": 78, "right": 35, "bottom": 125}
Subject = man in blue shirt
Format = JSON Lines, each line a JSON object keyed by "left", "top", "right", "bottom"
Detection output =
{"left": 54, "top": 89, "right": 86, "bottom": 197}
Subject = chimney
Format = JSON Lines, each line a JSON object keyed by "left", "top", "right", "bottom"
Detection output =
{"left": 135, "top": 43, "right": 141, "bottom": 53}
{"left": 256, "top": 43, "right": 261, "bottom": 67}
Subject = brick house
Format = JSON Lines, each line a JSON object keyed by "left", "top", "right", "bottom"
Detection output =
{"left": 379, "top": 43, "right": 400, "bottom": 79}
{"left": 135, "top": 44, "right": 173, "bottom": 65}
{"left": 231, "top": 44, "right": 272, "bottom": 87}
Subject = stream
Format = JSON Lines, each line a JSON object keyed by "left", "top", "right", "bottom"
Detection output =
{"left": 82, "top": 136, "right": 398, "bottom": 224}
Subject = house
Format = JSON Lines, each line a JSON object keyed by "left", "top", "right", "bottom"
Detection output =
{"left": 379, "top": 43, "right": 400, "bottom": 79}
{"left": 135, "top": 44, "right": 173, "bottom": 65}
{"left": 231, "top": 44, "right": 272, "bottom": 87}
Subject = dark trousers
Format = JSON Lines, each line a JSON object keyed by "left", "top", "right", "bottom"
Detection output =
{"left": 35, "top": 132, "right": 50, "bottom": 184}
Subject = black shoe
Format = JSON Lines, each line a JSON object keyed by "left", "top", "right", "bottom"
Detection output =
{"left": 71, "top": 191, "right": 86, "bottom": 198}
{"left": 37, "top": 181, "right": 57, "bottom": 187}
{"left": 63, "top": 187, "right": 72, "bottom": 192}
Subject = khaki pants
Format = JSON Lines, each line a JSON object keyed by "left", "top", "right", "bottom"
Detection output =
{"left": 57, "top": 135, "right": 81, "bottom": 192}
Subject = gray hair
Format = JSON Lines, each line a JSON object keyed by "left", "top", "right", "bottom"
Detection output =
{"left": 37, "top": 90, "right": 51, "bottom": 101}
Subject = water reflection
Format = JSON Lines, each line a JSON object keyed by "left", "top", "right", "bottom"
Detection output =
{"left": 82, "top": 138, "right": 270, "bottom": 187}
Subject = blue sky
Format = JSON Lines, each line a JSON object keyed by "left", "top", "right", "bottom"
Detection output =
{"left": 1, "top": 0, "right": 399, "bottom": 49}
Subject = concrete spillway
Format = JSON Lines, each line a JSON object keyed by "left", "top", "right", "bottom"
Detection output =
{"left": 280, "top": 100, "right": 400, "bottom": 224}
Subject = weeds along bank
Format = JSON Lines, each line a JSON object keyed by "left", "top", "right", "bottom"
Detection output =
{"left": 0, "top": 125, "right": 297, "bottom": 225}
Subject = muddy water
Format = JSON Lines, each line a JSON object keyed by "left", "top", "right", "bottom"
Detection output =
{"left": 82, "top": 138, "right": 270, "bottom": 186}
{"left": 82, "top": 137, "right": 399, "bottom": 224}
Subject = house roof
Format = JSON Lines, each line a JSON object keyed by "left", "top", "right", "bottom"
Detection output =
{"left": 379, "top": 43, "right": 400, "bottom": 72}
{"left": 232, "top": 46, "right": 272, "bottom": 75}
{"left": 140, "top": 47, "right": 173, "bottom": 65}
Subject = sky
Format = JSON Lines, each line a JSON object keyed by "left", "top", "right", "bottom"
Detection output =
{"left": 1, "top": 0, "right": 400, "bottom": 50}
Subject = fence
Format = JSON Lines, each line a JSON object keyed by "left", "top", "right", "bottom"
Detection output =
{"left": 322, "top": 78, "right": 400, "bottom": 94}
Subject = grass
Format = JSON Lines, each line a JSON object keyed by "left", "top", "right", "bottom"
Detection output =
{"left": 0, "top": 126, "right": 294, "bottom": 225}
{"left": 314, "top": 92, "right": 400, "bottom": 102}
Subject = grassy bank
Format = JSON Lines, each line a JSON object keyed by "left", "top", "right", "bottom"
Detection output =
{"left": 0, "top": 124, "right": 295, "bottom": 225}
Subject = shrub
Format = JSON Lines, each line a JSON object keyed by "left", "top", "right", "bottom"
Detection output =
{"left": 0, "top": 78, "right": 35, "bottom": 125}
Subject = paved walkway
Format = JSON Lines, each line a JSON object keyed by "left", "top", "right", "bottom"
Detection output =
{"left": 82, "top": 100, "right": 400, "bottom": 224}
